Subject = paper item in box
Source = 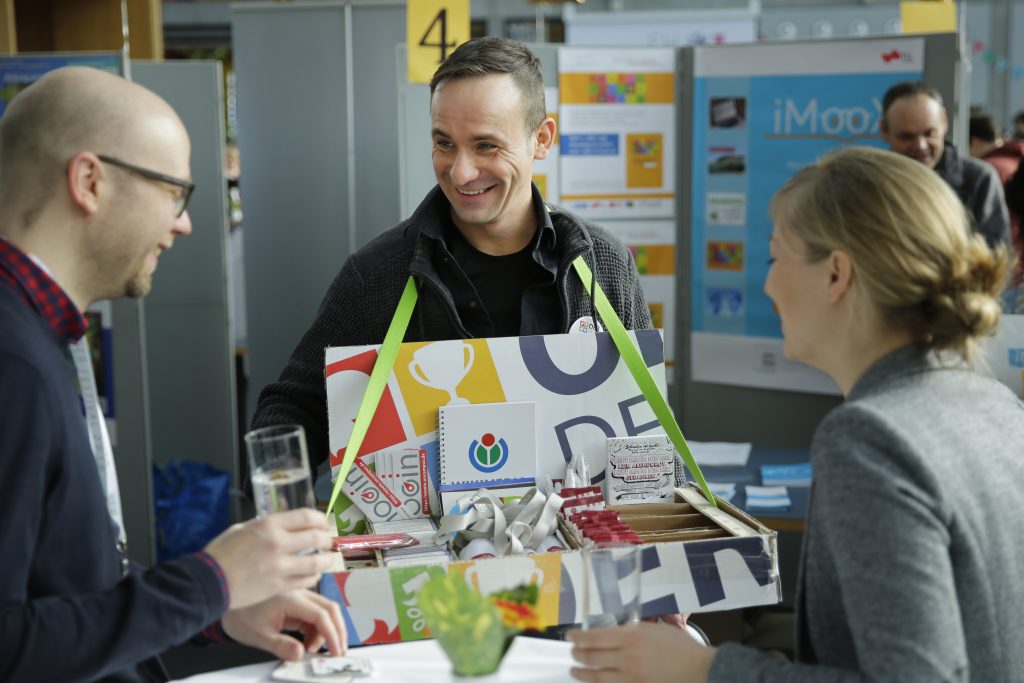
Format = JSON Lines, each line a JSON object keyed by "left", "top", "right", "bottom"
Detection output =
{"left": 371, "top": 517, "right": 438, "bottom": 535}
{"left": 332, "top": 491, "right": 369, "bottom": 536}
{"left": 605, "top": 435, "right": 675, "bottom": 504}
{"left": 419, "top": 440, "right": 442, "bottom": 511}
{"left": 383, "top": 544, "right": 454, "bottom": 568}
{"left": 325, "top": 330, "right": 668, "bottom": 500}
{"left": 341, "top": 455, "right": 412, "bottom": 523}
{"left": 378, "top": 448, "right": 438, "bottom": 518}
{"left": 439, "top": 402, "right": 536, "bottom": 490}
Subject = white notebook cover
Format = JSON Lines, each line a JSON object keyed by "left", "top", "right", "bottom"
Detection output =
{"left": 438, "top": 401, "right": 536, "bottom": 491}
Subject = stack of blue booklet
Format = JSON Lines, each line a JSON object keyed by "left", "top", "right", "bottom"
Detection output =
{"left": 760, "top": 462, "right": 812, "bottom": 488}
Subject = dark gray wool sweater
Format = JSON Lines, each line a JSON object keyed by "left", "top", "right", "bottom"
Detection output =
{"left": 252, "top": 185, "right": 652, "bottom": 468}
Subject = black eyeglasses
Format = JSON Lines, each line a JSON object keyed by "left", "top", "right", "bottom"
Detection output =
{"left": 98, "top": 154, "right": 195, "bottom": 217}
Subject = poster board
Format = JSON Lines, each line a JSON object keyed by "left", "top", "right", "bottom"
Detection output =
{"left": 687, "top": 37, "right": 926, "bottom": 394}
{"left": 558, "top": 47, "right": 676, "bottom": 220}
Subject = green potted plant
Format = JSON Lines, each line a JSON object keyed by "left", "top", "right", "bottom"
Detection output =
{"left": 418, "top": 572, "right": 540, "bottom": 678}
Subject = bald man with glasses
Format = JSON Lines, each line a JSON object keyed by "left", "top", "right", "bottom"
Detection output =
{"left": 0, "top": 67, "right": 346, "bottom": 682}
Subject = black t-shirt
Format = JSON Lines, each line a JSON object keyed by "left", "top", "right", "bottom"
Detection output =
{"left": 446, "top": 224, "right": 558, "bottom": 338}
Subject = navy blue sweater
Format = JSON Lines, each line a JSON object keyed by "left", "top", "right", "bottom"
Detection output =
{"left": 0, "top": 286, "right": 227, "bottom": 682}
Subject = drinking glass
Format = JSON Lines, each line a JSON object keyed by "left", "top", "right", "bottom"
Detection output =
{"left": 580, "top": 543, "right": 642, "bottom": 630}
{"left": 245, "top": 424, "right": 315, "bottom": 517}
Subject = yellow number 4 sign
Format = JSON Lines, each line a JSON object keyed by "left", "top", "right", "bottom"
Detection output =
{"left": 407, "top": 0, "right": 469, "bottom": 84}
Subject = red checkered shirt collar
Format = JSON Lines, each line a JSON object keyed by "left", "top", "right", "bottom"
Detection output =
{"left": 0, "top": 237, "right": 88, "bottom": 343}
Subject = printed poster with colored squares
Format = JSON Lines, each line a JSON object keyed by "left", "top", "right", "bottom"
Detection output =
{"left": 324, "top": 331, "right": 668, "bottom": 533}
{"left": 689, "top": 38, "right": 924, "bottom": 394}
{"left": 557, "top": 47, "right": 676, "bottom": 219}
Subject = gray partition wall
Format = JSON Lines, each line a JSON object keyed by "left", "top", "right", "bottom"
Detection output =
{"left": 232, "top": 0, "right": 406, "bottom": 425}
{"left": 674, "top": 33, "right": 960, "bottom": 449}
{"left": 133, "top": 61, "right": 238, "bottom": 532}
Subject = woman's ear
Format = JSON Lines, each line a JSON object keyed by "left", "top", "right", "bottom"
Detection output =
{"left": 827, "top": 249, "right": 854, "bottom": 304}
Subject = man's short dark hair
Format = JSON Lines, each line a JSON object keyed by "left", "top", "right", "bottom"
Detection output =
{"left": 969, "top": 113, "right": 998, "bottom": 144}
{"left": 882, "top": 81, "right": 944, "bottom": 120}
{"left": 1014, "top": 110, "right": 1024, "bottom": 126}
{"left": 429, "top": 37, "right": 546, "bottom": 134}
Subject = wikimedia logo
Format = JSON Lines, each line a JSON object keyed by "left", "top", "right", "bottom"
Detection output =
{"left": 468, "top": 433, "right": 510, "bottom": 473}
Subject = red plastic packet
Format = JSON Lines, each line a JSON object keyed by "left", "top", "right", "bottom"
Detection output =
{"left": 332, "top": 533, "right": 418, "bottom": 557}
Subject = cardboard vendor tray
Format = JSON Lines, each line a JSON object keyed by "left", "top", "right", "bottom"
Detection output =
{"left": 320, "top": 484, "right": 779, "bottom": 646}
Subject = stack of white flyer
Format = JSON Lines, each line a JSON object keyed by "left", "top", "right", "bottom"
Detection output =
{"left": 372, "top": 518, "right": 452, "bottom": 567}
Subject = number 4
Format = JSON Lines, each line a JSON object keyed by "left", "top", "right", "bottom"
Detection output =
{"left": 419, "top": 9, "right": 457, "bottom": 64}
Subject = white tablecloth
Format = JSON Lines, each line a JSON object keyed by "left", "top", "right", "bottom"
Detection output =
{"left": 173, "top": 636, "right": 576, "bottom": 682}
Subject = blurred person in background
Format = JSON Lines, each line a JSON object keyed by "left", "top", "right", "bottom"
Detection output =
{"left": 881, "top": 81, "right": 1009, "bottom": 251}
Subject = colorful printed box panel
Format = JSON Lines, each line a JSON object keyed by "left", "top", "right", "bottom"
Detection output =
{"left": 321, "top": 534, "right": 779, "bottom": 647}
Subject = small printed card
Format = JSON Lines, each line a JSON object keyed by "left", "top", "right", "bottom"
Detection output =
{"left": 605, "top": 435, "right": 676, "bottom": 504}
{"left": 376, "top": 448, "right": 440, "bottom": 518}
{"left": 341, "top": 454, "right": 412, "bottom": 523}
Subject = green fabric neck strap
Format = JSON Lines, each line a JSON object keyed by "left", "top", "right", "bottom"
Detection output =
{"left": 326, "top": 277, "right": 419, "bottom": 520}
{"left": 570, "top": 256, "right": 716, "bottom": 507}
{"left": 327, "top": 260, "right": 716, "bottom": 524}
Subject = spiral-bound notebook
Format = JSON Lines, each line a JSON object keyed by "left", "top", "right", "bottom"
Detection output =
{"left": 437, "top": 401, "right": 537, "bottom": 492}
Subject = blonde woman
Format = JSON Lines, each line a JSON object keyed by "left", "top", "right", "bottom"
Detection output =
{"left": 570, "top": 146, "right": 1024, "bottom": 682}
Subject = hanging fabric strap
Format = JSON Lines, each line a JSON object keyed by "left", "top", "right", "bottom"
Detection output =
{"left": 326, "top": 277, "right": 419, "bottom": 522}
{"left": 69, "top": 336, "right": 129, "bottom": 549}
{"left": 570, "top": 255, "right": 716, "bottom": 506}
